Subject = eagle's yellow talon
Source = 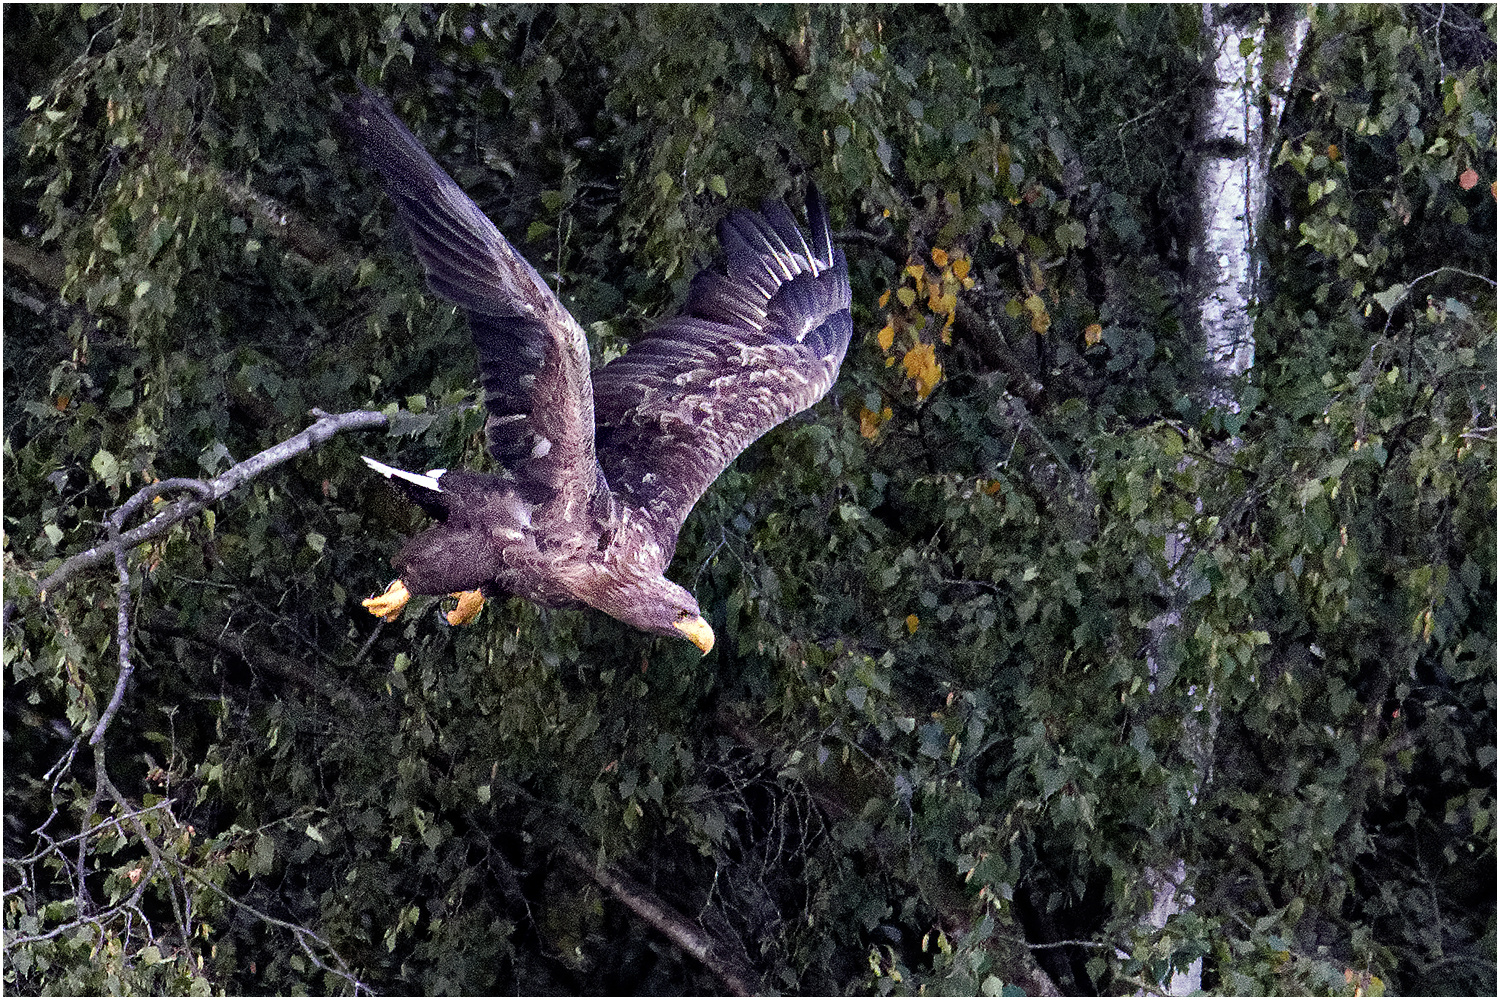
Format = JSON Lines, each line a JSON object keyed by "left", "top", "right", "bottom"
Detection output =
{"left": 362, "top": 579, "right": 411, "bottom": 621}
{"left": 446, "top": 589, "right": 486, "bottom": 626}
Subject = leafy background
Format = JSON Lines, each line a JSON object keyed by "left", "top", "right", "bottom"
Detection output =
{"left": 4, "top": 5, "right": 1494, "bottom": 995}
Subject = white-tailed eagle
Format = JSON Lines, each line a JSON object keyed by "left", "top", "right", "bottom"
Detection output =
{"left": 345, "top": 88, "right": 852, "bottom": 653}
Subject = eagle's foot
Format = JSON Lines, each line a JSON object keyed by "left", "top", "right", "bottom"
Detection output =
{"left": 445, "top": 589, "right": 486, "bottom": 626}
{"left": 362, "top": 579, "right": 411, "bottom": 621}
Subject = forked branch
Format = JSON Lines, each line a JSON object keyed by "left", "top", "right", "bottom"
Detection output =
{"left": 4, "top": 408, "right": 390, "bottom": 743}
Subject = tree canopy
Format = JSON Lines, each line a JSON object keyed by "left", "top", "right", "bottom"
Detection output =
{"left": 4, "top": 5, "right": 1494, "bottom": 995}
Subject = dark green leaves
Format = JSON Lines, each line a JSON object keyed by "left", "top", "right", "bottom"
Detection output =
{"left": 4, "top": 5, "right": 1493, "bottom": 997}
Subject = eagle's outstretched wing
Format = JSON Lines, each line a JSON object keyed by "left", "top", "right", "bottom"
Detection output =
{"left": 590, "top": 190, "right": 852, "bottom": 562}
{"left": 344, "top": 87, "right": 604, "bottom": 518}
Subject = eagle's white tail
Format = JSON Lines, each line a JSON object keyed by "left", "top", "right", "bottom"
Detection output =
{"left": 361, "top": 456, "right": 446, "bottom": 492}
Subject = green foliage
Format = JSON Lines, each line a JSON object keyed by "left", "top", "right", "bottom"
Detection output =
{"left": 5, "top": 4, "right": 1493, "bottom": 996}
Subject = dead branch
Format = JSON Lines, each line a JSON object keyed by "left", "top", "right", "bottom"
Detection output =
{"left": 5, "top": 740, "right": 372, "bottom": 996}
{"left": 953, "top": 297, "right": 1045, "bottom": 402}
{"left": 6, "top": 408, "right": 388, "bottom": 629}
{"left": 216, "top": 169, "right": 356, "bottom": 270}
{"left": 185, "top": 873, "right": 374, "bottom": 995}
{"left": 3, "top": 237, "right": 67, "bottom": 290}
{"left": 561, "top": 846, "right": 760, "bottom": 996}
{"left": 4, "top": 407, "right": 388, "bottom": 749}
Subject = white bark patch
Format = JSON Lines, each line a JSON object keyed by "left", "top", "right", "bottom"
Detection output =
{"left": 1144, "top": 14, "right": 1307, "bottom": 997}
{"left": 1198, "top": 14, "right": 1263, "bottom": 403}
{"left": 1196, "top": 11, "right": 1310, "bottom": 411}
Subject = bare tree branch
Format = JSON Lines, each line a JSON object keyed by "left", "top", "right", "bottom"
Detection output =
{"left": 954, "top": 297, "right": 1046, "bottom": 403}
{"left": 3, "top": 237, "right": 67, "bottom": 290}
{"left": 4, "top": 407, "right": 393, "bottom": 988}
{"left": 6, "top": 739, "right": 372, "bottom": 996}
{"left": 217, "top": 169, "right": 357, "bottom": 270}
{"left": 90, "top": 479, "right": 212, "bottom": 744}
{"left": 5, "top": 408, "right": 389, "bottom": 630}
{"left": 94, "top": 745, "right": 192, "bottom": 943}
{"left": 2, "top": 407, "right": 389, "bottom": 755}
{"left": 185, "top": 874, "right": 375, "bottom": 995}
{"left": 561, "top": 846, "right": 760, "bottom": 997}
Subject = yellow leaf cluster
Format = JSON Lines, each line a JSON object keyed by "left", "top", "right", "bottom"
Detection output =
{"left": 905, "top": 614, "right": 920, "bottom": 634}
{"left": 902, "top": 342, "right": 941, "bottom": 400}
{"left": 859, "top": 404, "right": 893, "bottom": 439}
{"left": 1083, "top": 322, "right": 1103, "bottom": 346}
{"left": 872, "top": 246, "right": 977, "bottom": 404}
{"left": 932, "top": 249, "right": 975, "bottom": 343}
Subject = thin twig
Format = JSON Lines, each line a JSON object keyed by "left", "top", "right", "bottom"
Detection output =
{"left": 1380, "top": 266, "right": 1499, "bottom": 336}
{"left": 94, "top": 747, "right": 192, "bottom": 944}
{"left": 187, "top": 875, "right": 375, "bottom": 995}
{"left": 1002, "top": 933, "right": 1115, "bottom": 951}
{"left": 8, "top": 801, "right": 174, "bottom": 869}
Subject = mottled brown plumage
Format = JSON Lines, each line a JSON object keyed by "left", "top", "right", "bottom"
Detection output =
{"left": 346, "top": 87, "right": 851, "bottom": 652}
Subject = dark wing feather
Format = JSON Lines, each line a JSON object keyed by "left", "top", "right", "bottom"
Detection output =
{"left": 591, "top": 188, "right": 852, "bottom": 559}
{"left": 344, "top": 87, "right": 599, "bottom": 512}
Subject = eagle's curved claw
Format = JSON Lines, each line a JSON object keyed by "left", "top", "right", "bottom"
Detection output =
{"left": 446, "top": 590, "right": 486, "bottom": 626}
{"left": 362, "top": 579, "right": 411, "bottom": 621}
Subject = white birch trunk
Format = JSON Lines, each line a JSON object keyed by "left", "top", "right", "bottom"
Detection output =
{"left": 1138, "top": 6, "right": 1310, "bottom": 995}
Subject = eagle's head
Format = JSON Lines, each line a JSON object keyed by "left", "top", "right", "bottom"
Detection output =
{"left": 597, "top": 573, "right": 714, "bottom": 654}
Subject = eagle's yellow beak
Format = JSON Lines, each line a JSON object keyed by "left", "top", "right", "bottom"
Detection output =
{"left": 674, "top": 615, "right": 715, "bottom": 655}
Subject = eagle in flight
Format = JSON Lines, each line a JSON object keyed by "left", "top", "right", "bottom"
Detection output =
{"left": 346, "top": 88, "right": 852, "bottom": 654}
